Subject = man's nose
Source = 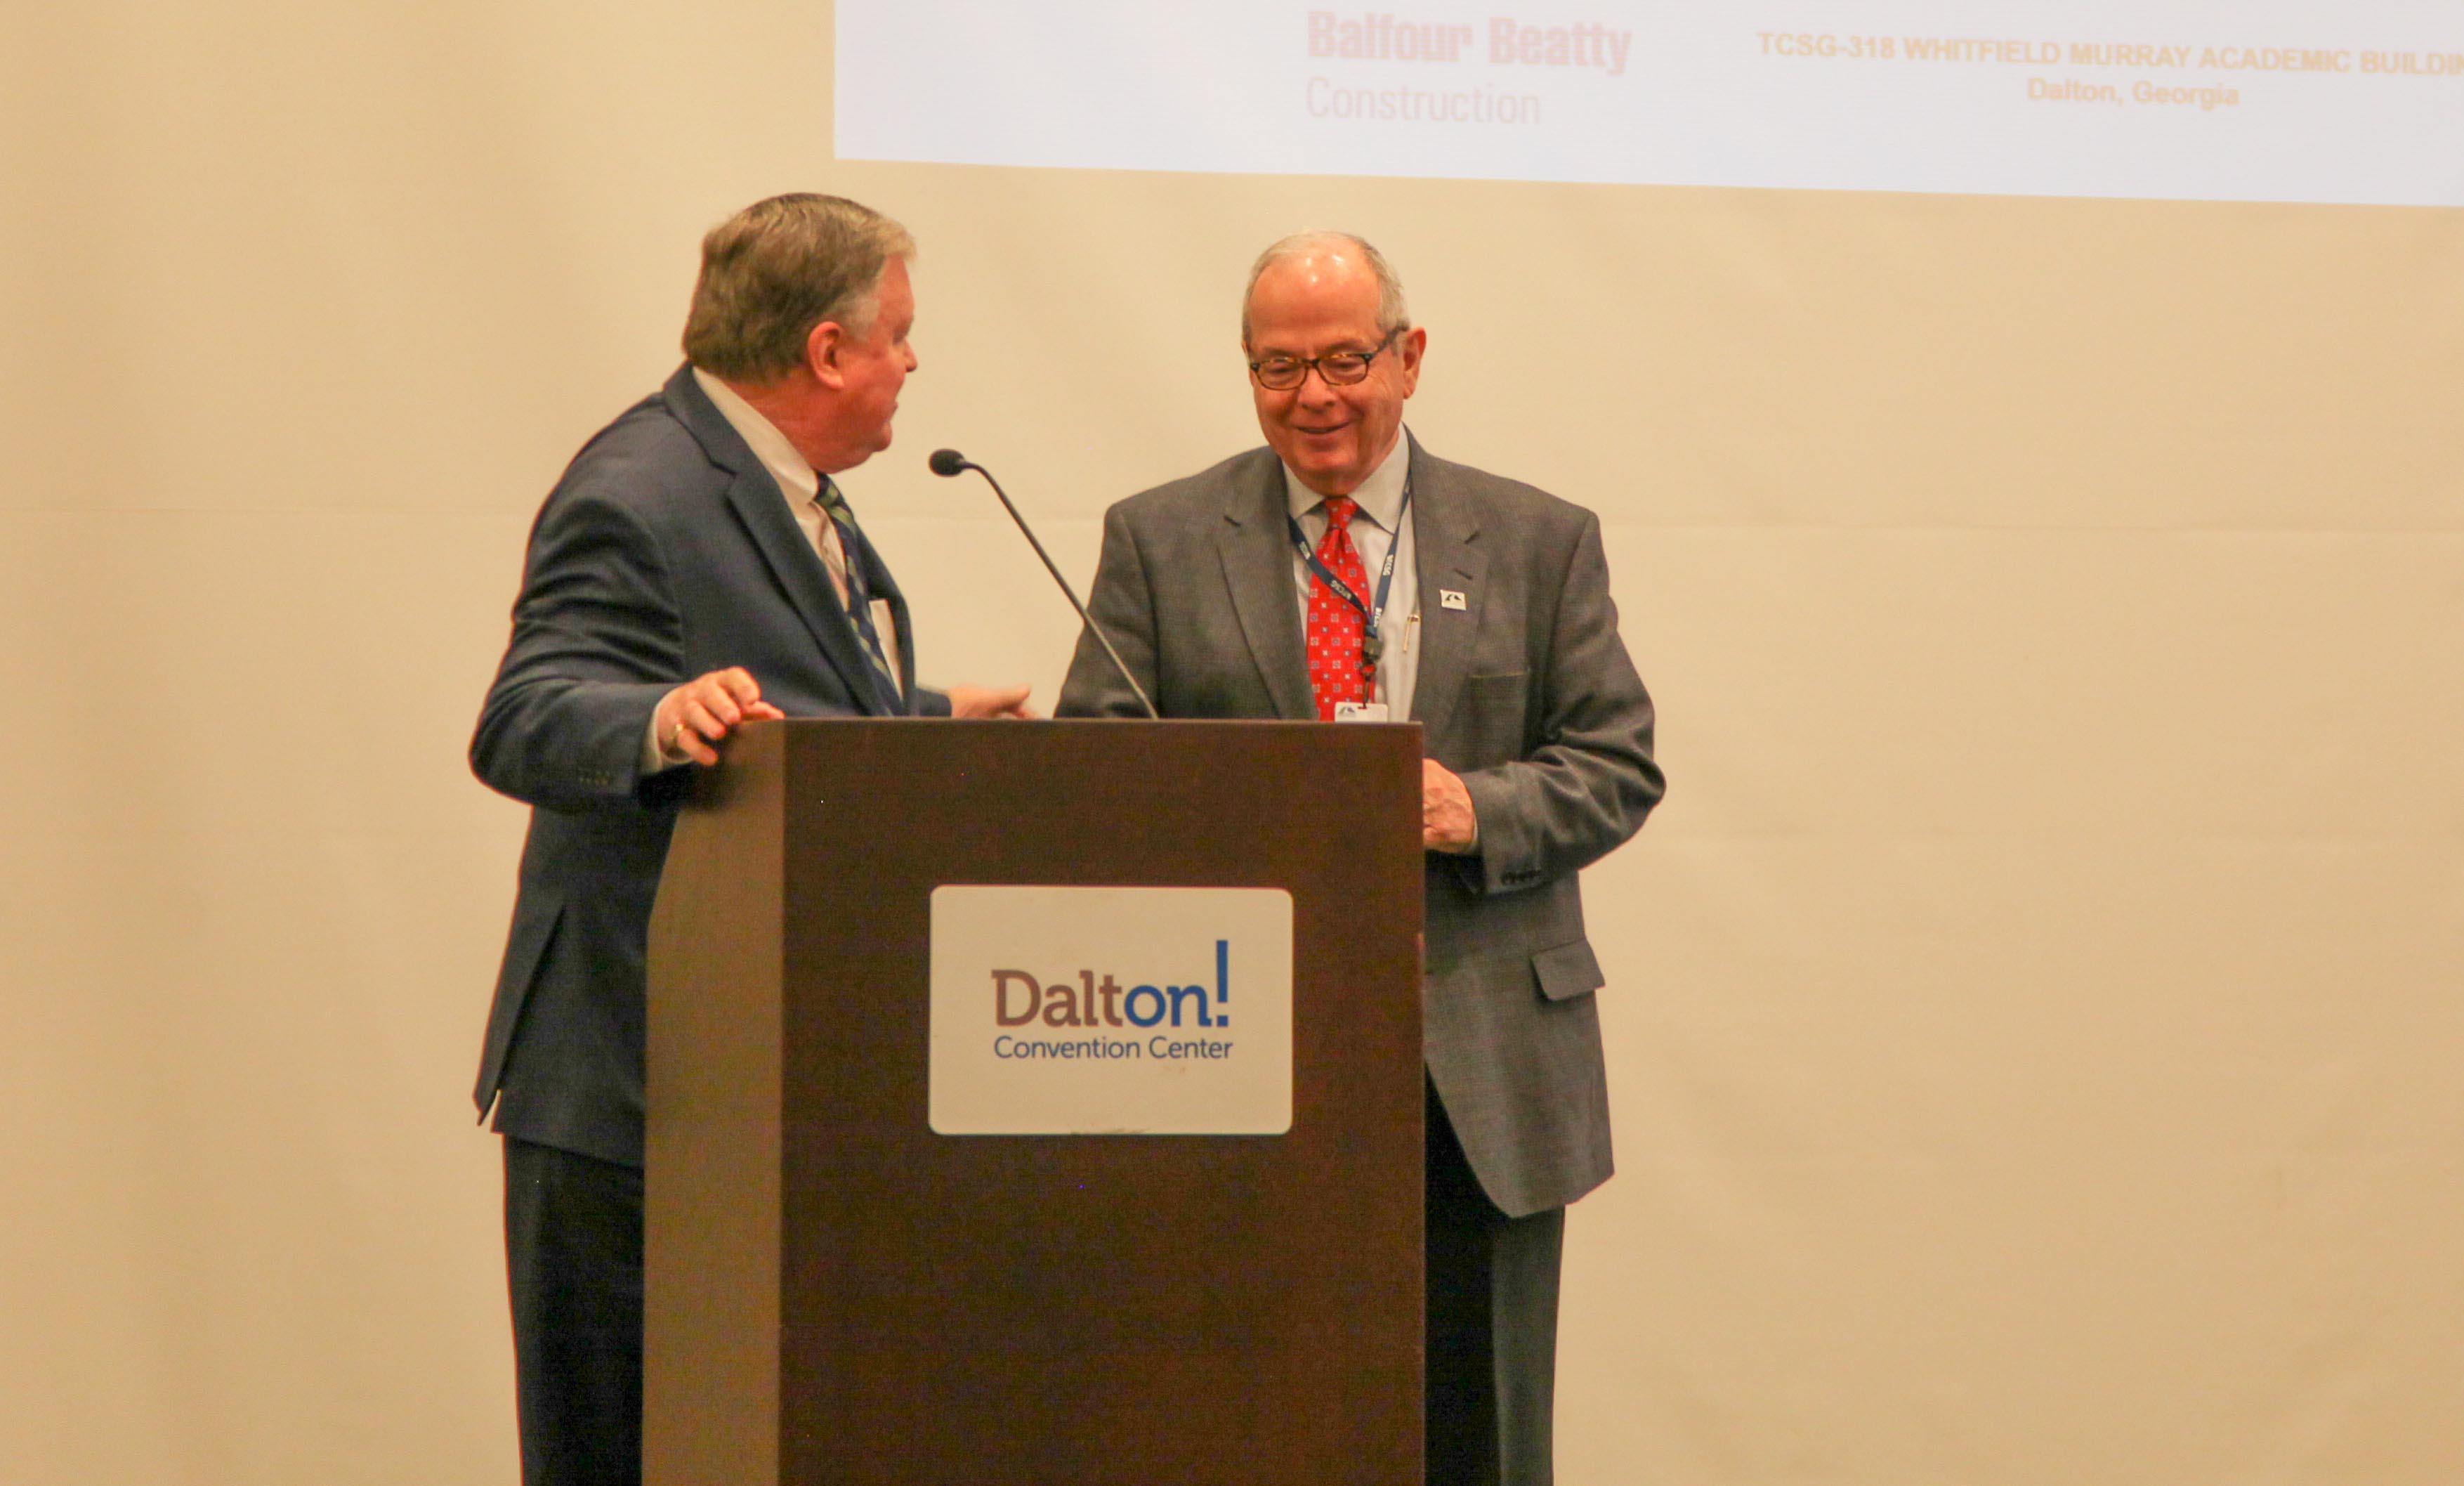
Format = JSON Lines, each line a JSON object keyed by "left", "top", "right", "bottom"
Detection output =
{"left": 1294, "top": 365, "right": 1341, "bottom": 403}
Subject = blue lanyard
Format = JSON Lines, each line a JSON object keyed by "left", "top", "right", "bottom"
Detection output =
{"left": 1285, "top": 483, "right": 1412, "bottom": 666}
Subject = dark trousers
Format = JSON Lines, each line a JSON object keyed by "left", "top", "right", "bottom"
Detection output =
{"left": 504, "top": 1137, "right": 644, "bottom": 1486}
{"left": 1427, "top": 1084, "right": 1567, "bottom": 1486}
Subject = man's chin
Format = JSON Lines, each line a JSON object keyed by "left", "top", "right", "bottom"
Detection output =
{"left": 1283, "top": 445, "right": 1355, "bottom": 480}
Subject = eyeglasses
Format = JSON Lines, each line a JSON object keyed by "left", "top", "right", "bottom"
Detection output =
{"left": 1247, "top": 330, "right": 1400, "bottom": 391}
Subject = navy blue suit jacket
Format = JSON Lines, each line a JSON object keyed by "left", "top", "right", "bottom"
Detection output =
{"left": 470, "top": 365, "right": 948, "bottom": 1167}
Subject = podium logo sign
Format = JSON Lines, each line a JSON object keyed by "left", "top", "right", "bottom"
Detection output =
{"left": 928, "top": 885, "right": 1294, "bottom": 1135}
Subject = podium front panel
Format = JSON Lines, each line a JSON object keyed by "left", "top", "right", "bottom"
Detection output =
{"left": 650, "top": 718, "right": 1423, "bottom": 1486}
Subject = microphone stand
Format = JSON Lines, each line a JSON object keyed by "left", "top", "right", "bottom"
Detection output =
{"left": 930, "top": 450, "right": 1160, "bottom": 719}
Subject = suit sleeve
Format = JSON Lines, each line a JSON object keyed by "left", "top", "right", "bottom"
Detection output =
{"left": 469, "top": 485, "right": 686, "bottom": 812}
{"left": 1055, "top": 500, "right": 1161, "bottom": 719}
{"left": 1453, "top": 510, "right": 1664, "bottom": 895}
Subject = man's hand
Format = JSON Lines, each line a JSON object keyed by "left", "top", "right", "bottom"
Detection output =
{"left": 949, "top": 684, "right": 1036, "bottom": 719}
{"left": 655, "top": 667, "right": 785, "bottom": 766}
{"left": 1422, "top": 758, "right": 1478, "bottom": 852}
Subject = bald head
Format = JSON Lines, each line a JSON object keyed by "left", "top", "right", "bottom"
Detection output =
{"left": 1240, "top": 231, "right": 1412, "bottom": 346}
{"left": 1239, "top": 233, "right": 1426, "bottom": 497}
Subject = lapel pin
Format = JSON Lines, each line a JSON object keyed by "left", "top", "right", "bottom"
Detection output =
{"left": 1439, "top": 589, "right": 1467, "bottom": 611}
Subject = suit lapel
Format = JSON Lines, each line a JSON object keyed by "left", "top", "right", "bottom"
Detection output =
{"left": 722, "top": 474, "right": 898, "bottom": 716}
{"left": 1406, "top": 442, "right": 1486, "bottom": 736}
{"left": 1214, "top": 453, "right": 1314, "bottom": 721}
{"left": 667, "top": 366, "right": 896, "bottom": 717}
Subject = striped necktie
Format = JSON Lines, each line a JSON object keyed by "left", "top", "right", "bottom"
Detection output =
{"left": 814, "top": 479, "right": 904, "bottom": 711}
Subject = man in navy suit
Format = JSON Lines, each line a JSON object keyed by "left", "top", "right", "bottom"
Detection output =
{"left": 469, "top": 193, "right": 1028, "bottom": 1485}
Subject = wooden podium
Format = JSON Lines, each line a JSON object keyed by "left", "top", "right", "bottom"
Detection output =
{"left": 644, "top": 719, "right": 1424, "bottom": 1485}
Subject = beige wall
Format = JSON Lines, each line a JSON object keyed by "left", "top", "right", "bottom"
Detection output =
{"left": 4, "top": 4, "right": 2458, "bottom": 1482}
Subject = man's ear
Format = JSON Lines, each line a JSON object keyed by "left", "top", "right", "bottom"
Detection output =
{"left": 804, "top": 318, "right": 847, "bottom": 389}
{"left": 1395, "top": 325, "right": 1428, "bottom": 398}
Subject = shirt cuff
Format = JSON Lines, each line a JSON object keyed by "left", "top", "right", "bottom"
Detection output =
{"left": 642, "top": 710, "right": 691, "bottom": 772}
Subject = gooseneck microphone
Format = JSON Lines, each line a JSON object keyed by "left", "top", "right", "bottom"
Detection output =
{"left": 929, "top": 448, "right": 1160, "bottom": 719}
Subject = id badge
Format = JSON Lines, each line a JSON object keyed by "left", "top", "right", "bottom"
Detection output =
{"left": 1333, "top": 701, "right": 1390, "bottom": 723}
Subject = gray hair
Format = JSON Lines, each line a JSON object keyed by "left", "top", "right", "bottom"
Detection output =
{"left": 1240, "top": 231, "right": 1412, "bottom": 345}
{"left": 681, "top": 193, "right": 916, "bottom": 382}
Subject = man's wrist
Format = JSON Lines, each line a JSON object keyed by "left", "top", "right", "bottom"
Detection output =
{"left": 642, "top": 702, "right": 692, "bottom": 770}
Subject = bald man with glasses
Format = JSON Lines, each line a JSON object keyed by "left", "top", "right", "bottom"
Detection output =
{"left": 1057, "top": 232, "right": 1665, "bottom": 1486}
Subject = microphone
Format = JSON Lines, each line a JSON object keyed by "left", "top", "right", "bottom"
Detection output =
{"left": 930, "top": 448, "right": 1160, "bottom": 719}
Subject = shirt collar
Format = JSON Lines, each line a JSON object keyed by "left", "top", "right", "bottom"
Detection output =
{"left": 693, "top": 366, "right": 821, "bottom": 505}
{"left": 1283, "top": 427, "right": 1412, "bottom": 531}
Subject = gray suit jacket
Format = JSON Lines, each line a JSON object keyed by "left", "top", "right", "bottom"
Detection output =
{"left": 470, "top": 364, "right": 949, "bottom": 1168}
{"left": 1056, "top": 437, "right": 1663, "bottom": 1216}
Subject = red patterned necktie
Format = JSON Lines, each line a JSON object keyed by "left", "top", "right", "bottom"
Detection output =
{"left": 1306, "top": 495, "right": 1372, "bottom": 720}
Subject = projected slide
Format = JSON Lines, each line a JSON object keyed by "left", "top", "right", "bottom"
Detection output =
{"left": 836, "top": 2, "right": 2464, "bottom": 206}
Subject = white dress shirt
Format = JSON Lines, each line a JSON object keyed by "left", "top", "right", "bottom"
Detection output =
{"left": 1281, "top": 428, "right": 1420, "bottom": 722}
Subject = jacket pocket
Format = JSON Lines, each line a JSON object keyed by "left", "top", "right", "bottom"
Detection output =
{"left": 1531, "top": 938, "right": 1604, "bottom": 1002}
